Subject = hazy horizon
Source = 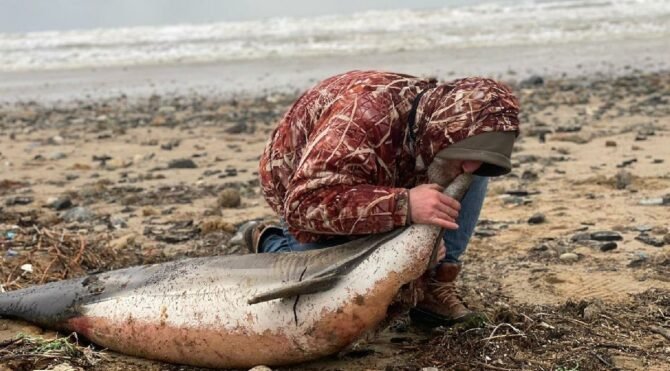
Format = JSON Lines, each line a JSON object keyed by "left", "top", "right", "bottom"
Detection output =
{"left": 0, "top": 0, "right": 496, "bottom": 33}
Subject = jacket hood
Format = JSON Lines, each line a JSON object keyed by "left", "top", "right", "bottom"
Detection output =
{"left": 412, "top": 77, "right": 520, "bottom": 176}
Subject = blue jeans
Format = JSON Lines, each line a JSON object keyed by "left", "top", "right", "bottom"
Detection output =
{"left": 260, "top": 176, "right": 488, "bottom": 264}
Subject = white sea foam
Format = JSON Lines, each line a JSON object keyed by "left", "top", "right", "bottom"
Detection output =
{"left": 0, "top": 0, "right": 668, "bottom": 71}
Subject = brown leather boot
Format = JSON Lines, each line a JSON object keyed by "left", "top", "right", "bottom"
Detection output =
{"left": 234, "top": 220, "right": 281, "bottom": 253}
{"left": 409, "top": 263, "right": 483, "bottom": 328}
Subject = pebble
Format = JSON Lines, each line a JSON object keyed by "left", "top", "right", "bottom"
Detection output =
{"left": 628, "top": 252, "right": 649, "bottom": 267}
{"left": 519, "top": 75, "right": 544, "bottom": 88}
{"left": 528, "top": 212, "right": 546, "bottom": 224}
{"left": 49, "top": 196, "right": 73, "bottom": 210}
{"left": 110, "top": 215, "right": 128, "bottom": 229}
{"left": 167, "top": 158, "right": 198, "bottom": 169}
{"left": 248, "top": 366, "right": 272, "bottom": 371}
{"left": 61, "top": 206, "right": 96, "bottom": 223}
{"left": 590, "top": 231, "right": 623, "bottom": 242}
{"left": 48, "top": 151, "right": 67, "bottom": 160}
{"left": 218, "top": 188, "right": 241, "bottom": 208}
{"left": 5, "top": 196, "right": 34, "bottom": 206}
{"left": 582, "top": 301, "right": 603, "bottom": 321}
{"left": 599, "top": 241, "right": 618, "bottom": 252}
{"left": 635, "top": 233, "right": 665, "bottom": 247}
{"left": 638, "top": 196, "right": 670, "bottom": 206}
{"left": 605, "top": 140, "right": 617, "bottom": 147}
{"left": 559, "top": 252, "right": 579, "bottom": 263}
{"left": 225, "top": 121, "right": 248, "bottom": 134}
{"left": 614, "top": 170, "right": 632, "bottom": 190}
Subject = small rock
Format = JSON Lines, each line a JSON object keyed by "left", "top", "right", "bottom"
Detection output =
{"left": 528, "top": 212, "right": 546, "bottom": 224}
{"left": 628, "top": 252, "right": 649, "bottom": 267}
{"left": 605, "top": 140, "right": 617, "bottom": 147}
{"left": 110, "top": 215, "right": 128, "bottom": 229}
{"left": 49, "top": 196, "right": 72, "bottom": 210}
{"left": 521, "top": 170, "right": 538, "bottom": 181}
{"left": 638, "top": 197, "right": 667, "bottom": 206}
{"left": 474, "top": 229, "right": 497, "bottom": 238}
{"left": 225, "top": 121, "right": 248, "bottom": 134}
{"left": 599, "top": 241, "right": 618, "bottom": 252}
{"left": 616, "top": 158, "right": 637, "bottom": 168}
{"left": 61, "top": 206, "right": 96, "bottom": 223}
{"left": 218, "top": 188, "right": 241, "bottom": 208}
{"left": 559, "top": 252, "right": 579, "bottom": 263}
{"left": 571, "top": 232, "right": 591, "bottom": 242}
{"left": 519, "top": 75, "right": 544, "bottom": 88}
{"left": 614, "top": 170, "right": 631, "bottom": 190}
{"left": 167, "top": 158, "right": 198, "bottom": 169}
{"left": 48, "top": 151, "right": 67, "bottom": 160}
{"left": 652, "top": 158, "right": 664, "bottom": 164}
{"left": 590, "top": 231, "right": 623, "bottom": 242}
{"left": 635, "top": 233, "right": 665, "bottom": 247}
{"left": 161, "top": 139, "right": 181, "bottom": 150}
{"left": 248, "top": 366, "right": 272, "bottom": 371}
{"left": 5, "top": 196, "right": 34, "bottom": 206}
{"left": 582, "top": 301, "right": 603, "bottom": 321}
{"left": 634, "top": 134, "right": 647, "bottom": 141}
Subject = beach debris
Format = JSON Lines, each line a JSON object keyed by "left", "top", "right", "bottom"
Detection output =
{"left": 167, "top": 158, "right": 198, "bottom": 169}
{"left": 527, "top": 212, "right": 546, "bottom": 224}
{"left": 20, "top": 264, "right": 33, "bottom": 273}
{"left": 61, "top": 206, "right": 96, "bottom": 223}
{"left": 218, "top": 188, "right": 241, "bottom": 208}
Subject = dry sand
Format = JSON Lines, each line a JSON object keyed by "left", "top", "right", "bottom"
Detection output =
{"left": 0, "top": 70, "right": 669, "bottom": 370}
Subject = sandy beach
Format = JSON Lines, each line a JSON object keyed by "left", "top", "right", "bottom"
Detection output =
{"left": 1, "top": 40, "right": 670, "bottom": 370}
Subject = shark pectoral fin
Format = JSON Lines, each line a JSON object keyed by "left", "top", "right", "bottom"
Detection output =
{"left": 247, "top": 275, "right": 342, "bottom": 305}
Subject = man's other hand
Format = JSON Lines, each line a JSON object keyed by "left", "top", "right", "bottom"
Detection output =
{"left": 408, "top": 183, "right": 460, "bottom": 230}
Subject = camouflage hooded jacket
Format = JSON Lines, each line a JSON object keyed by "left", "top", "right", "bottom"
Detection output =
{"left": 259, "top": 70, "right": 520, "bottom": 243}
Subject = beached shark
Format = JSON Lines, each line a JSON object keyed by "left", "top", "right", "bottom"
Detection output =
{"left": 0, "top": 174, "right": 473, "bottom": 368}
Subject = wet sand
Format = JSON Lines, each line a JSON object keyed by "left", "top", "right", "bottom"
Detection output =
{"left": 0, "top": 64, "right": 669, "bottom": 369}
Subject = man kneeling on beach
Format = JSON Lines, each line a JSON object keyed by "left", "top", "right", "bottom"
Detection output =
{"left": 244, "top": 70, "right": 520, "bottom": 327}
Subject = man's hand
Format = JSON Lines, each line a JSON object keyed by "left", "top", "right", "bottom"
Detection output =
{"left": 408, "top": 183, "right": 460, "bottom": 230}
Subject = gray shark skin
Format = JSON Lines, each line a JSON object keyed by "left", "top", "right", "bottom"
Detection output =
{"left": 0, "top": 173, "right": 473, "bottom": 368}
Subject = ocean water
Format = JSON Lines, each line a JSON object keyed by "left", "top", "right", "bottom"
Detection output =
{"left": 0, "top": 0, "right": 668, "bottom": 72}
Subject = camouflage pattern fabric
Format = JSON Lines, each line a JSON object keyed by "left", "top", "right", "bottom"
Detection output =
{"left": 259, "top": 70, "right": 520, "bottom": 243}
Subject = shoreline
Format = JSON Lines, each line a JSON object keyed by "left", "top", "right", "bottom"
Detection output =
{"left": 1, "top": 37, "right": 668, "bottom": 104}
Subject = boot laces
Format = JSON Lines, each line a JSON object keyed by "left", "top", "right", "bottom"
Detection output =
{"left": 430, "top": 280, "right": 463, "bottom": 310}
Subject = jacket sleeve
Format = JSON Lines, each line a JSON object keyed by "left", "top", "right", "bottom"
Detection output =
{"left": 283, "top": 89, "right": 410, "bottom": 239}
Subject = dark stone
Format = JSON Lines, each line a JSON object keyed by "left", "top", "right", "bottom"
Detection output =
{"left": 616, "top": 158, "right": 637, "bottom": 168}
{"left": 474, "top": 229, "right": 497, "bottom": 238}
{"left": 5, "top": 196, "right": 34, "bottom": 206}
{"left": 224, "top": 121, "right": 248, "bottom": 134}
{"left": 590, "top": 231, "right": 623, "bottom": 241}
{"left": 528, "top": 212, "right": 546, "bottom": 224}
{"left": 50, "top": 196, "right": 72, "bottom": 210}
{"left": 599, "top": 242, "right": 618, "bottom": 252}
{"left": 167, "top": 158, "right": 198, "bottom": 169}
{"left": 520, "top": 75, "right": 544, "bottom": 88}
{"left": 635, "top": 234, "right": 665, "bottom": 247}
